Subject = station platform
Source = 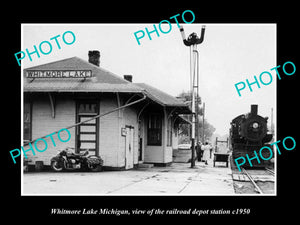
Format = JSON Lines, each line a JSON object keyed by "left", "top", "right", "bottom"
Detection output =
{"left": 134, "top": 155, "right": 234, "bottom": 195}
{"left": 23, "top": 154, "right": 234, "bottom": 195}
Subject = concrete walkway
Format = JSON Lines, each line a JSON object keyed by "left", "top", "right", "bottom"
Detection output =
{"left": 22, "top": 158, "right": 234, "bottom": 195}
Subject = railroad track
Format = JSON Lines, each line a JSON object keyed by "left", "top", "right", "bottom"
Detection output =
{"left": 265, "top": 168, "right": 275, "bottom": 176}
{"left": 241, "top": 167, "right": 275, "bottom": 194}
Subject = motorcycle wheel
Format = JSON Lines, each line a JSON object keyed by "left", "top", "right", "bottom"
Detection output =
{"left": 88, "top": 164, "right": 102, "bottom": 172}
{"left": 51, "top": 160, "right": 64, "bottom": 172}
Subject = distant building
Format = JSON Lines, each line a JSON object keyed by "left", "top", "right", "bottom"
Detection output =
{"left": 23, "top": 51, "right": 190, "bottom": 170}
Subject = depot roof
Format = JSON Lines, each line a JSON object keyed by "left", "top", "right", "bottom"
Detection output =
{"left": 23, "top": 56, "right": 189, "bottom": 110}
{"left": 23, "top": 57, "right": 143, "bottom": 93}
{"left": 135, "top": 83, "right": 188, "bottom": 108}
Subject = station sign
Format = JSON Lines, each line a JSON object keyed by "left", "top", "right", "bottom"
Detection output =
{"left": 26, "top": 70, "right": 92, "bottom": 78}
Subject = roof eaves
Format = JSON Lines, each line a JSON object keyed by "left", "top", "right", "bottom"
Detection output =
{"left": 136, "top": 83, "right": 189, "bottom": 107}
{"left": 142, "top": 90, "right": 166, "bottom": 106}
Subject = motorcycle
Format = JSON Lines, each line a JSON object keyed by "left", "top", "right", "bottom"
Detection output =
{"left": 50, "top": 147, "right": 103, "bottom": 172}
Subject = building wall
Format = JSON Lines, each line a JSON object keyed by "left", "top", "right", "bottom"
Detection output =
{"left": 27, "top": 95, "right": 76, "bottom": 166}
{"left": 143, "top": 111, "right": 164, "bottom": 163}
{"left": 99, "top": 95, "right": 139, "bottom": 169}
{"left": 172, "top": 124, "right": 179, "bottom": 150}
{"left": 163, "top": 108, "right": 173, "bottom": 164}
{"left": 165, "top": 146, "right": 173, "bottom": 163}
{"left": 24, "top": 93, "right": 178, "bottom": 169}
{"left": 25, "top": 93, "right": 140, "bottom": 169}
{"left": 122, "top": 105, "right": 139, "bottom": 166}
{"left": 98, "top": 96, "right": 120, "bottom": 168}
{"left": 143, "top": 107, "right": 173, "bottom": 165}
{"left": 144, "top": 145, "right": 164, "bottom": 163}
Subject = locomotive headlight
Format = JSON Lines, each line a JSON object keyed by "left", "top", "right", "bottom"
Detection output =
{"left": 252, "top": 122, "right": 259, "bottom": 129}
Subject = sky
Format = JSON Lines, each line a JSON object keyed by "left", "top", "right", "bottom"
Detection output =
{"left": 22, "top": 23, "right": 276, "bottom": 136}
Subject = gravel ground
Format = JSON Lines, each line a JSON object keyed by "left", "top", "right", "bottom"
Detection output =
{"left": 230, "top": 155, "right": 275, "bottom": 195}
{"left": 233, "top": 181, "right": 275, "bottom": 194}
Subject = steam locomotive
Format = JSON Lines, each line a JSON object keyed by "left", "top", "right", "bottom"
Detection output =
{"left": 229, "top": 105, "right": 273, "bottom": 168}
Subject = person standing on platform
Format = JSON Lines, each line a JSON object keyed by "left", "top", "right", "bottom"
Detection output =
{"left": 202, "top": 142, "right": 211, "bottom": 165}
{"left": 196, "top": 141, "right": 202, "bottom": 162}
{"left": 210, "top": 144, "right": 213, "bottom": 159}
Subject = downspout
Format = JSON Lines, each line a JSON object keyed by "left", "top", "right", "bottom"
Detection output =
{"left": 48, "top": 92, "right": 55, "bottom": 118}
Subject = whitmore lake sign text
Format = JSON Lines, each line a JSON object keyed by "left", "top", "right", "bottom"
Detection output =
{"left": 26, "top": 70, "right": 92, "bottom": 78}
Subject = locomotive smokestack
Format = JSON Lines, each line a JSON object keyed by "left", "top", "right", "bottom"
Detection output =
{"left": 251, "top": 104, "right": 258, "bottom": 115}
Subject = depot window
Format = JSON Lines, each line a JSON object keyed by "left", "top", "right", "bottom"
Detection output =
{"left": 147, "top": 114, "right": 162, "bottom": 146}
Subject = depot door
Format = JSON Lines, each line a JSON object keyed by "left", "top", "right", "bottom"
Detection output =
{"left": 76, "top": 101, "right": 99, "bottom": 156}
{"left": 125, "top": 126, "right": 134, "bottom": 169}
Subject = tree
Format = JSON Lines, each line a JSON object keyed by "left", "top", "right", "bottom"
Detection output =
{"left": 200, "top": 118, "right": 216, "bottom": 142}
{"left": 177, "top": 91, "right": 202, "bottom": 116}
{"left": 177, "top": 91, "right": 215, "bottom": 143}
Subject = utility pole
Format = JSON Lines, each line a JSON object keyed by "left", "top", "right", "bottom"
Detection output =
{"left": 179, "top": 25, "right": 206, "bottom": 168}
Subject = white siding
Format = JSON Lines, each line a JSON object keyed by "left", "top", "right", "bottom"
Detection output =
{"left": 163, "top": 109, "right": 172, "bottom": 164}
{"left": 143, "top": 109, "right": 176, "bottom": 164}
{"left": 98, "top": 95, "right": 139, "bottom": 169}
{"left": 27, "top": 96, "right": 76, "bottom": 165}
{"left": 172, "top": 125, "right": 179, "bottom": 150}
{"left": 25, "top": 94, "right": 178, "bottom": 169}
{"left": 165, "top": 146, "right": 173, "bottom": 163}
{"left": 144, "top": 146, "right": 163, "bottom": 163}
{"left": 98, "top": 97, "right": 119, "bottom": 167}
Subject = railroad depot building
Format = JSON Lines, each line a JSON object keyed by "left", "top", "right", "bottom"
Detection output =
{"left": 23, "top": 51, "right": 190, "bottom": 170}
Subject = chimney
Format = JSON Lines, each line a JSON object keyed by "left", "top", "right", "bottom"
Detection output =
{"left": 88, "top": 50, "right": 100, "bottom": 66}
{"left": 124, "top": 75, "right": 133, "bottom": 82}
{"left": 250, "top": 104, "right": 258, "bottom": 115}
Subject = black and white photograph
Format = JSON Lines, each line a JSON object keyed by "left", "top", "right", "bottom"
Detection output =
{"left": 3, "top": 4, "right": 298, "bottom": 221}
{"left": 21, "top": 23, "right": 277, "bottom": 196}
